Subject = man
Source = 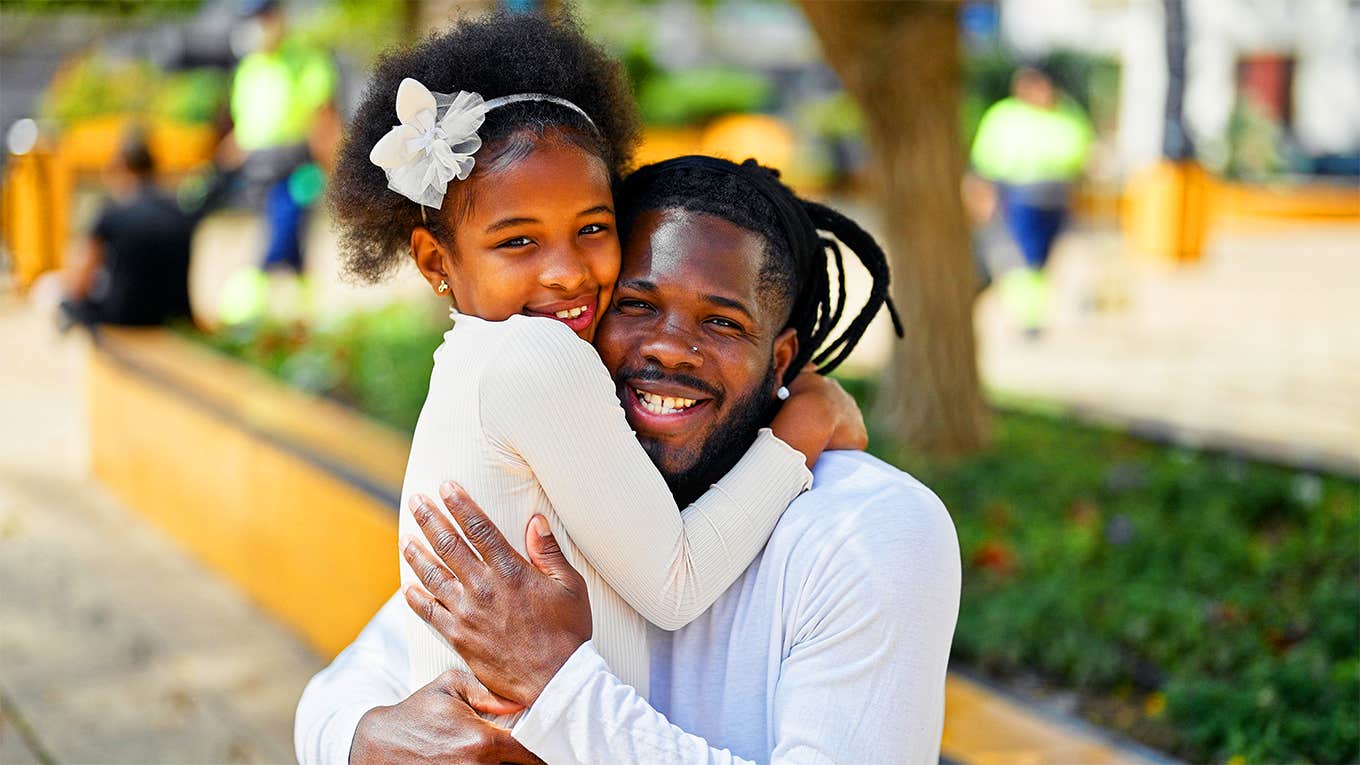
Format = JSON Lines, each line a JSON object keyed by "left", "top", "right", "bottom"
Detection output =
{"left": 969, "top": 65, "right": 1093, "bottom": 333}
{"left": 295, "top": 157, "right": 961, "bottom": 764}
{"left": 60, "top": 129, "right": 192, "bottom": 329}
{"left": 224, "top": 0, "right": 336, "bottom": 273}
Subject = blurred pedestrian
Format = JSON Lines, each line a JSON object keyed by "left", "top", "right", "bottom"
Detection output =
{"left": 59, "top": 129, "right": 192, "bottom": 328}
{"left": 221, "top": 0, "right": 336, "bottom": 274}
{"left": 970, "top": 65, "right": 1092, "bottom": 334}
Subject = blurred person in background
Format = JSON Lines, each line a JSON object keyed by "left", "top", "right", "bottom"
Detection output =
{"left": 968, "top": 65, "right": 1092, "bottom": 335}
{"left": 58, "top": 128, "right": 192, "bottom": 329}
{"left": 218, "top": 0, "right": 336, "bottom": 276}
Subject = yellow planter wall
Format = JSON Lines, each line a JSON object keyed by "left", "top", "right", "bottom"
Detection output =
{"left": 88, "top": 328, "right": 408, "bottom": 657}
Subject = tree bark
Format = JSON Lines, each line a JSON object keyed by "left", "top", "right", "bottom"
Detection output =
{"left": 798, "top": 0, "right": 990, "bottom": 457}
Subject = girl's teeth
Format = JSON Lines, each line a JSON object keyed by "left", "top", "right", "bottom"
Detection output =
{"left": 554, "top": 306, "right": 587, "bottom": 319}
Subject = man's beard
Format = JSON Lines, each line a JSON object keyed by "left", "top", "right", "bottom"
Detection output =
{"left": 645, "top": 365, "right": 780, "bottom": 507}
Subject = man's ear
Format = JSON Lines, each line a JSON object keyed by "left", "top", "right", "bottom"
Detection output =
{"left": 410, "top": 226, "right": 453, "bottom": 296}
{"left": 771, "top": 328, "right": 798, "bottom": 390}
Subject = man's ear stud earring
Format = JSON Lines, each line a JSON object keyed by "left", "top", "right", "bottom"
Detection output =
{"left": 690, "top": 346, "right": 699, "bottom": 354}
{"left": 777, "top": 386, "right": 790, "bottom": 401}
{"left": 438, "top": 280, "right": 449, "bottom": 294}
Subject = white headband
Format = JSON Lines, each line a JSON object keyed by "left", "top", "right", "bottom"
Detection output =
{"left": 368, "top": 77, "right": 598, "bottom": 210}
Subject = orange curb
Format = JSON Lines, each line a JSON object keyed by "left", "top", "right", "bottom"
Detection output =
{"left": 943, "top": 675, "right": 1168, "bottom": 765}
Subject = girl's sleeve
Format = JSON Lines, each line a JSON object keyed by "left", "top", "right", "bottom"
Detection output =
{"left": 481, "top": 318, "right": 811, "bottom": 630}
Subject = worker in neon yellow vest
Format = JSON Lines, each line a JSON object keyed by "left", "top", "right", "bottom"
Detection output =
{"left": 227, "top": 0, "right": 336, "bottom": 275}
{"left": 970, "top": 67, "right": 1092, "bottom": 334}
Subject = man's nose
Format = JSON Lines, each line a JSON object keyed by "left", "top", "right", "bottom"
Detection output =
{"left": 539, "top": 244, "right": 591, "bottom": 294}
{"left": 640, "top": 322, "right": 702, "bottom": 370}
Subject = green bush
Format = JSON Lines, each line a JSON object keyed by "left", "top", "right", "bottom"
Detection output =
{"left": 41, "top": 53, "right": 228, "bottom": 126}
{"left": 637, "top": 67, "right": 773, "bottom": 126}
{"left": 884, "top": 410, "right": 1359, "bottom": 765}
{"left": 185, "top": 302, "right": 446, "bottom": 432}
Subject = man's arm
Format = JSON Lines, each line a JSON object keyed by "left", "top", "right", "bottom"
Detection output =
{"left": 294, "top": 594, "right": 409, "bottom": 765}
{"left": 404, "top": 483, "right": 962, "bottom": 765}
{"left": 295, "top": 593, "right": 541, "bottom": 765}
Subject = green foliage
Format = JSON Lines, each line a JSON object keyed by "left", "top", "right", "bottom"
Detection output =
{"left": 2, "top": 0, "right": 201, "bottom": 15}
{"left": 291, "top": 0, "right": 406, "bottom": 66}
{"left": 637, "top": 67, "right": 774, "bottom": 126}
{"left": 186, "top": 303, "right": 446, "bottom": 433}
{"left": 40, "top": 53, "right": 228, "bottom": 126}
{"left": 874, "top": 407, "right": 1360, "bottom": 765}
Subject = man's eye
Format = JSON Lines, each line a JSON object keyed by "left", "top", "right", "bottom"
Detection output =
{"left": 708, "top": 317, "right": 742, "bottom": 331}
{"left": 579, "top": 223, "right": 610, "bottom": 236}
{"left": 616, "top": 298, "right": 653, "bottom": 312}
{"left": 498, "top": 236, "right": 533, "bottom": 249}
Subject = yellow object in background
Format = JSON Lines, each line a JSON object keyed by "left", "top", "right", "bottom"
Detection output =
{"left": 1122, "top": 161, "right": 1210, "bottom": 264}
{"left": 57, "top": 116, "right": 216, "bottom": 175}
{"left": 1, "top": 146, "right": 71, "bottom": 288}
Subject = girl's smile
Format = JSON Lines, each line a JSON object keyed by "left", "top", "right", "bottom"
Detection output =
{"left": 524, "top": 295, "right": 599, "bottom": 334}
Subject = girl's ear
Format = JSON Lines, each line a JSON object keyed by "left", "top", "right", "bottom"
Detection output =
{"left": 411, "top": 226, "right": 452, "bottom": 295}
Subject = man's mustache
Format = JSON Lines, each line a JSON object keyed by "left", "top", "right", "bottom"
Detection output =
{"left": 616, "top": 365, "right": 723, "bottom": 403}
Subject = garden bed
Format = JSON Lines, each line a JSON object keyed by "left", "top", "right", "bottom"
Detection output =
{"left": 890, "top": 411, "right": 1359, "bottom": 765}
{"left": 88, "top": 326, "right": 408, "bottom": 657}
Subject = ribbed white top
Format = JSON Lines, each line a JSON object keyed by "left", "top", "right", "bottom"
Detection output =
{"left": 397, "top": 312, "right": 811, "bottom": 724}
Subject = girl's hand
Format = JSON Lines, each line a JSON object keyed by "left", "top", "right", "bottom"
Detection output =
{"left": 770, "top": 366, "right": 868, "bottom": 468}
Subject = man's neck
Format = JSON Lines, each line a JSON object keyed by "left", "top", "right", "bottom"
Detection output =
{"left": 669, "top": 426, "right": 762, "bottom": 507}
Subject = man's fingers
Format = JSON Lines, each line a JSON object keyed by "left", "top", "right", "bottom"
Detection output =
{"left": 436, "top": 667, "right": 525, "bottom": 717}
{"left": 525, "top": 515, "right": 582, "bottom": 588}
{"left": 409, "top": 493, "right": 479, "bottom": 580}
{"left": 439, "top": 481, "right": 523, "bottom": 576}
{"left": 403, "top": 584, "right": 459, "bottom": 638}
{"left": 402, "top": 535, "right": 462, "bottom": 602}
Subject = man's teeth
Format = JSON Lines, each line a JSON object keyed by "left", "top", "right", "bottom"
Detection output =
{"left": 554, "top": 305, "right": 588, "bottom": 319}
{"left": 634, "top": 388, "right": 698, "bottom": 415}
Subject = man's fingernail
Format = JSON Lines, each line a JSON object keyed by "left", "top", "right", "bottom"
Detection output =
{"left": 532, "top": 516, "right": 551, "bottom": 538}
{"left": 400, "top": 535, "right": 417, "bottom": 554}
{"left": 440, "top": 481, "right": 456, "bottom": 498}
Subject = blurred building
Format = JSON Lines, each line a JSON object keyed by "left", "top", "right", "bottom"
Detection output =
{"left": 999, "top": 0, "right": 1360, "bottom": 179}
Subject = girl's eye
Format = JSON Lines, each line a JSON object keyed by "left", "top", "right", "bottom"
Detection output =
{"left": 498, "top": 236, "right": 533, "bottom": 249}
{"left": 579, "top": 223, "right": 610, "bottom": 236}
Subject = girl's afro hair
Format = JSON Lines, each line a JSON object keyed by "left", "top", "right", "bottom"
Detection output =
{"left": 329, "top": 10, "right": 640, "bottom": 282}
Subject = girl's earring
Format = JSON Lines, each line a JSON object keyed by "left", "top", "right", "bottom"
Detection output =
{"left": 437, "top": 280, "right": 449, "bottom": 294}
{"left": 777, "top": 386, "right": 790, "bottom": 401}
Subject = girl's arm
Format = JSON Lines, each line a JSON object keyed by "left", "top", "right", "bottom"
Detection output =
{"left": 481, "top": 318, "right": 818, "bottom": 630}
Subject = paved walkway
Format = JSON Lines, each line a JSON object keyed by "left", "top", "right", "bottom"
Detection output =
{"left": 0, "top": 296, "right": 322, "bottom": 764}
{"left": 973, "top": 221, "right": 1360, "bottom": 474}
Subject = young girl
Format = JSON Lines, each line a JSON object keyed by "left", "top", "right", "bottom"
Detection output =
{"left": 328, "top": 12, "right": 860, "bottom": 719}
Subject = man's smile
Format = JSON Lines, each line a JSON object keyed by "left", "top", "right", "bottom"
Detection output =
{"left": 618, "top": 373, "right": 719, "bottom": 437}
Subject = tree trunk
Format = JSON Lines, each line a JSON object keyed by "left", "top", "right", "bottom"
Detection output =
{"left": 798, "top": 0, "right": 990, "bottom": 457}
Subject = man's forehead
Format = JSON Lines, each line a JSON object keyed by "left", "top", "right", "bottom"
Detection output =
{"left": 621, "top": 208, "right": 766, "bottom": 304}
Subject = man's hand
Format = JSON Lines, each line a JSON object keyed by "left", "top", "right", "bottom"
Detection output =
{"left": 403, "top": 482, "right": 592, "bottom": 706}
{"left": 350, "top": 667, "right": 542, "bottom": 765}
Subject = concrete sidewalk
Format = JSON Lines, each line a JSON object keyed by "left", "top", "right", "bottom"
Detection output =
{"left": 974, "top": 221, "right": 1360, "bottom": 474}
{"left": 0, "top": 296, "right": 322, "bottom": 764}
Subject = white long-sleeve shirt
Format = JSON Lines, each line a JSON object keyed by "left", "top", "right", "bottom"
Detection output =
{"left": 399, "top": 312, "right": 811, "bottom": 713}
{"left": 297, "top": 451, "right": 961, "bottom": 765}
